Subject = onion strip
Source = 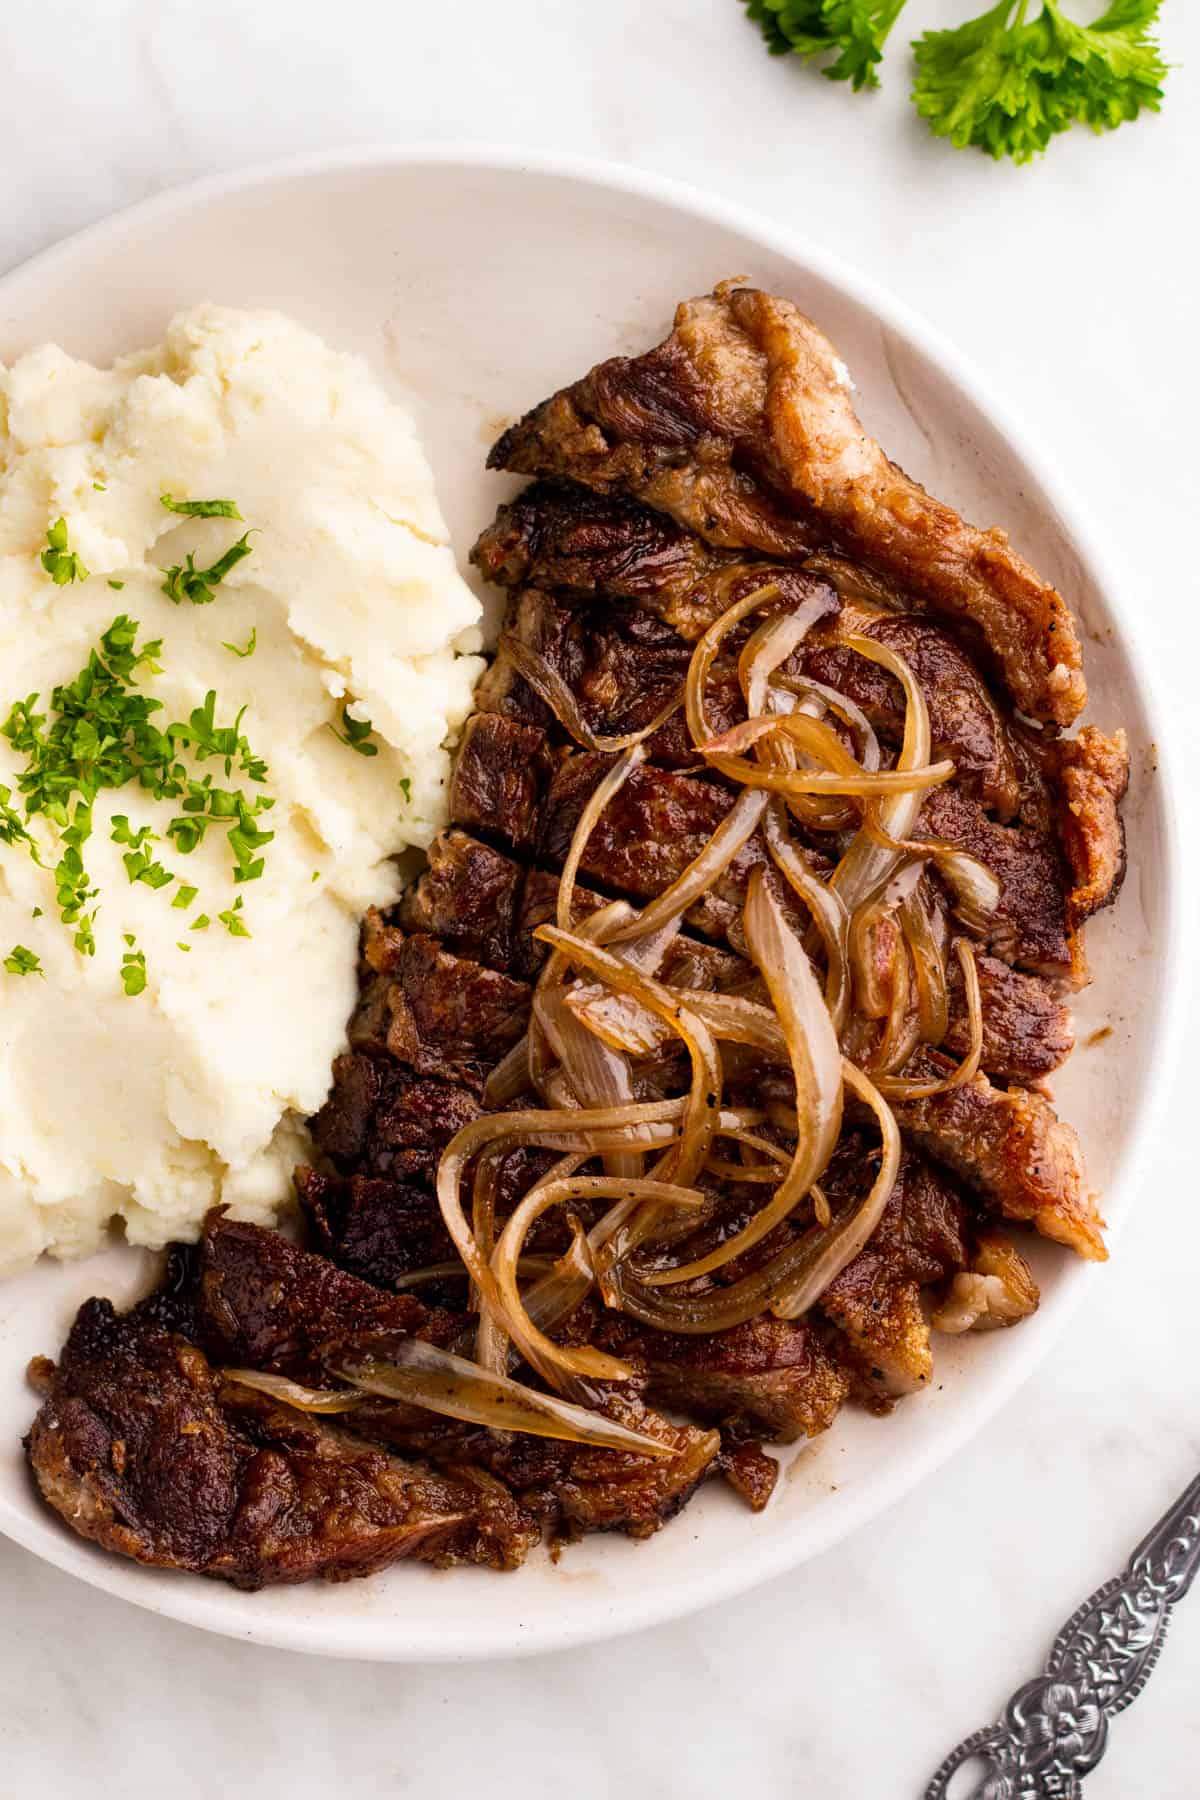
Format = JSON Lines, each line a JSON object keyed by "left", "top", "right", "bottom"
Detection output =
{"left": 334, "top": 1340, "right": 678, "bottom": 1459}
{"left": 501, "top": 634, "right": 682, "bottom": 753}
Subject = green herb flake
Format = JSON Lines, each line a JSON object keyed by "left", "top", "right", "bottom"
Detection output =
{"left": 177, "top": 940, "right": 191, "bottom": 953}
{"left": 41, "top": 517, "right": 90, "bottom": 586}
{"left": 4, "top": 944, "right": 43, "bottom": 977}
{"left": 108, "top": 579, "right": 125, "bottom": 590}
{"left": 398, "top": 776, "right": 412, "bottom": 804}
{"left": 328, "top": 705, "right": 379, "bottom": 758}
{"left": 93, "top": 482, "right": 107, "bottom": 493}
{"left": 191, "top": 913, "right": 211, "bottom": 931}
{"left": 172, "top": 884, "right": 198, "bottom": 910}
{"left": 31, "top": 907, "right": 43, "bottom": 919}
{"left": 160, "top": 494, "right": 244, "bottom": 520}
{"left": 120, "top": 943, "right": 147, "bottom": 996}
{"left": 218, "top": 901, "right": 251, "bottom": 938}
{"left": 221, "top": 626, "right": 257, "bottom": 659}
{"left": 161, "top": 532, "right": 253, "bottom": 605}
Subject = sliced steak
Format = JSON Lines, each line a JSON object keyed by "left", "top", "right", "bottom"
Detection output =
{"left": 538, "top": 751, "right": 768, "bottom": 941}
{"left": 919, "top": 786, "right": 1079, "bottom": 984}
{"left": 800, "top": 613, "right": 1021, "bottom": 817}
{"left": 186, "top": 1211, "right": 453, "bottom": 1386}
{"left": 23, "top": 1299, "right": 508, "bottom": 1586}
{"left": 448, "top": 712, "right": 554, "bottom": 851}
{"left": 298, "top": 1169, "right": 458, "bottom": 1294}
{"left": 605, "top": 1315, "right": 849, "bottom": 1442}
{"left": 375, "top": 934, "right": 530, "bottom": 1085}
{"left": 399, "top": 831, "right": 525, "bottom": 968}
{"left": 947, "top": 951, "right": 1074, "bottom": 1084}
{"left": 892, "top": 1051, "right": 1105, "bottom": 1261}
{"left": 1047, "top": 724, "right": 1129, "bottom": 929}
{"left": 820, "top": 1145, "right": 970, "bottom": 1402}
{"left": 490, "top": 285, "right": 1086, "bottom": 727}
{"left": 309, "top": 1052, "right": 480, "bottom": 1181}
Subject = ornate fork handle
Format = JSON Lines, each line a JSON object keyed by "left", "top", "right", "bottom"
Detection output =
{"left": 926, "top": 1471, "right": 1200, "bottom": 1799}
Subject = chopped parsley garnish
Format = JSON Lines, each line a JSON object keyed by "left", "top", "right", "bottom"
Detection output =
{"left": 31, "top": 906, "right": 42, "bottom": 919}
{"left": 41, "top": 517, "right": 89, "bottom": 586}
{"left": 160, "top": 494, "right": 244, "bottom": 520}
{"left": 222, "top": 626, "right": 257, "bottom": 658}
{"left": 172, "top": 884, "right": 198, "bottom": 910}
{"left": 162, "top": 532, "right": 253, "bottom": 605}
{"left": 120, "top": 940, "right": 147, "bottom": 996}
{"left": 191, "top": 913, "right": 211, "bottom": 930}
{"left": 4, "top": 944, "right": 43, "bottom": 976}
{"left": 328, "top": 705, "right": 379, "bottom": 757}
{"left": 111, "top": 816, "right": 174, "bottom": 889}
{"left": 93, "top": 482, "right": 107, "bottom": 493}
{"left": 398, "top": 776, "right": 412, "bottom": 804}
{"left": 0, "top": 617, "right": 275, "bottom": 953}
{"left": 108, "top": 579, "right": 125, "bottom": 591}
{"left": 218, "top": 896, "right": 250, "bottom": 938}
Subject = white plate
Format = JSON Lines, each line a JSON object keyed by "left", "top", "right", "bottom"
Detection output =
{"left": 0, "top": 147, "right": 1182, "bottom": 1662}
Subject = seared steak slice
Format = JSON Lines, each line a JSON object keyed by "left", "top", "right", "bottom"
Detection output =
{"left": 472, "top": 481, "right": 838, "bottom": 642}
{"left": 24, "top": 1300, "right": 497, "bottom": 1587}
{"left": 491, "top": 285, "right": 1086, "bottom": 727}
{"left": 310, "top": 1052, "right": 479, "bottom": 1180}
{"left": 820, "top": 1146, "right": 970, "bottom": 1401}
{"left": 299, "top": 1169, "right": 458, "bottom": 1293}
{"left": 374, "top": 934, "right": 530, "bottom": 1084}
{"left": 892, "top": 1051, "right": 1105, "bottom": 1260}
{"left": 538, "top": 752, "right": 768, "bottom": 941}
{"left": 1047, "top": 725, "right": 1129, "bottom": 928}
{"left": 947, "top": 951, "right": 1074, "bottom": 1084}
{"left": 399, "top": 831, "right": 525, "bottom": 968}
{"left": 448, "top": 712, "right": 554, "bottom": 850}
{"left": 919, "top": 786, "right": 1079, "bottom": 983}
{"left": 187, "top": 1211, "right": 453, "bottom": 1385}
{"left": 549, "top": 1396, "right": 720, "bottom": 1538}
{"left": 800, "top": 614, "right": 1021, "bottom": 818}
{"left": 606, "top": 1316, "right": 850, "bottom": 1443}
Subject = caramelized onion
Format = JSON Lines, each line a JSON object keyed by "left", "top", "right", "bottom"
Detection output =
{"left": 899, "top": 885, "right": 949, "bottom": 1046}
{"left": 491, "top": 1175, "right": 704, "bottom": 1388}
{"left": 557, "top": 744, "right": 645, "bottom": 934}
{"left": 876, "top": 940, "right": 984, "bottom": 1099}
{"left": 607, "top": 787, "right": 766, "bottom": 946}
{"left": 336, "top": 1339, "right": 677, "bottom": 1458}
{"left": 763, "top": 801, "right": 850, "bottom": 1031}
{"left": 684, "top": 581, "right": 784, "bottom": 746}
{"left": 222, "top": 1370, "right": 366, "bottom": 1413}
{"left": 639, "top": 870, "right": 842, "bottom": 1288}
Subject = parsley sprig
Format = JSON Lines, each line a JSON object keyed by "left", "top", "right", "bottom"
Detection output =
{"left": 743, "top": 0, "right": 1168, "bottom": 160}
{"left": 912, "top": 1, "right": 1168, "bottom": 162}
{"left": 744, "top": 1, "right": 906, "bottom": 90}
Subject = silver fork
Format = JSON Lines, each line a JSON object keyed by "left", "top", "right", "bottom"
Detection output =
{"left": 926, "top": 1469, "right": 1200, "bottom": 1799}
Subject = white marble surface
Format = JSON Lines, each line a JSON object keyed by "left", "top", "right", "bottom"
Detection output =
{"left": 1, "top": 2, "right": 1198, "bottom": 1794}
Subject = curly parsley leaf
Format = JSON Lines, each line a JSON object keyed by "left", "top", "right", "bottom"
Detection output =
{"left": 743, "top": 0, "right": 908, "bottom": 89}
{"left": 162, "top": 532, "right": 253, "bottom": 605}
{"left": 160, "top": 494, "right": 243, "bottom": 520}
{"left": 4, "top": 944, "right": 43, "bottom": 977}
{"left": 222, "top": 626, "right": 256, "bottom": 659}
{"left": 41, "top": 517, "right": 89, "bottom": 586}
{"left": 912, "top": 0, "right": 1167, "bottom": 163}
{"left": 328, "top": 705, "right": 379, "bottom": 758}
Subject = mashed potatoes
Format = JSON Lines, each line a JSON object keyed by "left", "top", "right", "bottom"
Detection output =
{"left": 0, "top": 304, "right": 484, "bottom": 1275}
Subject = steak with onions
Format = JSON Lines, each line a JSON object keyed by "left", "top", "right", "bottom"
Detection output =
{"left": 26, "top": 282, "right": 1127, "bottom": 1592}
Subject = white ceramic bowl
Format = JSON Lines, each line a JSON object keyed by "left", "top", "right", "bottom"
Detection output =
{"left": 0, "top": 147, "right": 1181, "bottom": 1661}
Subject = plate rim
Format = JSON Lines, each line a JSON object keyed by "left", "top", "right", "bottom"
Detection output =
{"left": 0, "top": 140, "right": 1186, "bottom": 1661}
